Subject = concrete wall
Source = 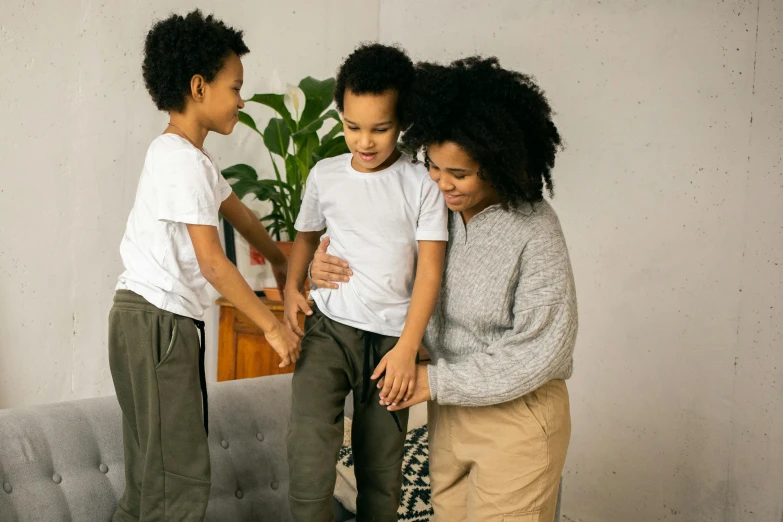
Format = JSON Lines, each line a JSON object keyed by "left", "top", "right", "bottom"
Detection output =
{"left": 378, "top": 1, "right": 781, "bottom": 521}
{"left": 1, "top": 0, "right": 781, "bottom": 520}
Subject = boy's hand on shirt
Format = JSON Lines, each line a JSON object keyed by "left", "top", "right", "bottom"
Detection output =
{"left": 372, "top": 343, "right": 418, "bottom": 407}
{"left": 283, "top": 288, "right": 313, "bottom": 337}
{"left": 264, "top": 321, "right": 300, "bottom": 367}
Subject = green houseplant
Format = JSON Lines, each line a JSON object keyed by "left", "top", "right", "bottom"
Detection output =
{"left": 222, "top": 76, "right": 349, "bottom": 242}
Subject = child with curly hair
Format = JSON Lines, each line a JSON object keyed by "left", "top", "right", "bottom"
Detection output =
{"left": 108, "top": 10, "right": 299, "bottom": 521}
{"left": 283, "top": 43, "right": 448, "bottom": 522}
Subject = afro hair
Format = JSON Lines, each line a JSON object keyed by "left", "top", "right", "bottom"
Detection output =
{"left": 142, "top": 9, "right": 249, "bottom": 112}
{"left": 334, "top": 43, "right": 415, "bottom": 128}
{"left": 403, "top": 56, "right": 562, "bottom": 205}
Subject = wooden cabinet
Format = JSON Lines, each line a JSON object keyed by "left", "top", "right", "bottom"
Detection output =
{"left": 216, "top": 297, "right": 307, "bottom": 381}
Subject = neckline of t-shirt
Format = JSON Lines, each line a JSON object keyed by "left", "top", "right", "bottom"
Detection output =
{"left": 344, "top": 151, "right": 406, "bottom": 178}
{"left": 159, "top": 133, "right": 216, "bottom": 165}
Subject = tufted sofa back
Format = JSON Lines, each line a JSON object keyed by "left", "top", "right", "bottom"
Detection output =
{"left": 0, "top": 374, "right": 354, "bottom": 521}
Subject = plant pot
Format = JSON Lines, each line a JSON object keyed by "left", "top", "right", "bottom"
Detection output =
{"left": 262, "top": 241, "right": 309, "bottom": 302}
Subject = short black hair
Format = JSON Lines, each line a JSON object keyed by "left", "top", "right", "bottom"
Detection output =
{"left": 142, "top": 9, "right": 249, "bottom": 112}
{"left": 403, "top": 57, "right": 562, "bottom": 205}
{"left": 334, "top": 43, "right": 415, "bottom": 128}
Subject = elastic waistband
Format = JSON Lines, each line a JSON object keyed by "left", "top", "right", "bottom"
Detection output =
{"left": 112, "top": 290, "right": 173, "bottom": 315}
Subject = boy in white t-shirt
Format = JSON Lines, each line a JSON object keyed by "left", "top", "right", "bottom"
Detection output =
{"left": 283, "top": 44, "right": 448, "bottom": 521}
{"left": 109, "top": 10, "right": 298, "bottom": 522}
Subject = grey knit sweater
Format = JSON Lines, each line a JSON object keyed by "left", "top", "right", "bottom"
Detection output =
{"left": 424, "top": 200, "right": 578, "bottom": 407}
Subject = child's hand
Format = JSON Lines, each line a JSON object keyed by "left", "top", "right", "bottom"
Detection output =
{"left": 264, "top": 321, "right": 300, "bottom": 367}
{"left": 283, "top": 289, "right": 313, "bottom": 337}
{"left": 372, "top": 344, "right": 417, "bottom": 407}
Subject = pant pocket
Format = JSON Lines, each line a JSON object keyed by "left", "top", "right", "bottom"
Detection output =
{"left": 518, "top": 392, "right": 548, "bottom": 439}
{"left": 155, "top": 319, "right": 179, "bottom": 369}
{"left": 163, "top": 470, "right": 211, "bottom": 521}
{"left": 503, "top": 509, "right": 542, "bottom": 521}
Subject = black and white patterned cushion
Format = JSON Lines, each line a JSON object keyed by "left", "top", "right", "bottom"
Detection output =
{"left": 336, "top": 425, "right": 433, "bottom": 521}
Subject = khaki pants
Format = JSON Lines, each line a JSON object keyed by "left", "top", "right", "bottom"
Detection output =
{"left": 428, "top": 379, "right": 570, "bottom": 522}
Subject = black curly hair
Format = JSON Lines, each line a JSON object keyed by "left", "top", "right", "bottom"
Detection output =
{"left": 402, "top": 57, "right": 562, "bottom": 205}
{"left": 334, "top": 43, "right": 415, "bottom": 128}
{"left": 142, "top": 10, "right": 249, "bottom": 112}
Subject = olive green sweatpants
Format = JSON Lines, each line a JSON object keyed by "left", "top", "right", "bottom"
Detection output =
{"left": 108, "top": 290, "right": 211, "bottom": 522}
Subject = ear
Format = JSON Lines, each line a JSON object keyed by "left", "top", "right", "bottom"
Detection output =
{"left": 190, "top": 75, "right": 206, "bottom": 102}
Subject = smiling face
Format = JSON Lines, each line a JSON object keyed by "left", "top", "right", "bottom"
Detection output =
{"left": 199, "top": 52, "right": 246, "bottom": 135}
{"left": 341, "top": 88, "right": 402, "bottom": 173}
{"left": 426, "top": 141, "right": 499, "bottom": 222}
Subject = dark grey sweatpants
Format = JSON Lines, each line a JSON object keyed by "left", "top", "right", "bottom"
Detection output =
{"left": 287, "top": 307, "right": 410, "bottom": 522}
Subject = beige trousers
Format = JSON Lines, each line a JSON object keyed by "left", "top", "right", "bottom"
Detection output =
{"left": 428, "top": 379, "right": 571, "bottom": 522}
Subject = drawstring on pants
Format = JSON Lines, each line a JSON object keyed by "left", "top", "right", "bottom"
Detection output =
{"left": 301, "top": 311, "right": 402, "bottom": 433}
{"left": 193, "top": 319, "right": 208, "bottom": 436}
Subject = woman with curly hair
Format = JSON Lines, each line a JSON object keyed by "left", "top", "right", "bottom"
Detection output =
{"left": 311, "top": 56, "right": 577, "bottom": 521}
{"left": 109, "top": 10, "right": 298, "bottom": 521}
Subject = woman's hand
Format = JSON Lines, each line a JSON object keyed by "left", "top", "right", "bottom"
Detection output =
{"left": 310, "top": 237, "right": 352, "bottom": 289}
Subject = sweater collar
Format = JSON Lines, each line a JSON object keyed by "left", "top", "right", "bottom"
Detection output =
{"left": 463, "top": 201, "right": 535, "bottom": 222}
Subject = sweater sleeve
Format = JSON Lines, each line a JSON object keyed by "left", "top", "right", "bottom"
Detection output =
{"left": 427, "top": 225, "right": 578, "bottom": 407}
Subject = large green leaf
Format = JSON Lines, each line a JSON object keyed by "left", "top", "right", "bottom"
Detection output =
{"left": 314, "top": 137, "right": 349, "bottom": 162}
{"left": 293, "top": 109, "right": 341, "bottom": 138}
{"left": 246, "top": 93, "right": 295, "bottom": 130}
{"left": 298, "top": 77, "right": 336, "bottom": 128}
{"left": 296, "top": 133, "right": 320, "bottom": 171}
{"left": 222, "top": 163, "right": 258, "bottom": 182}
{"left": 237, "top": 111, "right": 263, "bottom": 136}
{"left": 253, "top": 179, "right": 289, "bottom": 190}
{"left": 251, "top": 179, "right": 291, "bottom": 201}
{"left": 295, "top": 157, "right": 310, "bottom": 188}
{"left": 229, "top": 179, "right": 262, "bottom": 200}
{"left": 284, "top": 155, "right": 300, "bottom": 188}
{"left": 320, "top": 120, "right": 344, "bottom": 145}
{"left": 263, "top": 118, "right": 291, "bottom": 157}
{"left": 254, "top": 187, "right": 283, "bottom": 205}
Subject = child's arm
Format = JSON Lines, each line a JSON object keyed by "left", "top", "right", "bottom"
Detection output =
{"left": 373, "top": 240, "right": 447, "bottom": 406}
{"left": 220, "top": 194, "right": 288, "bottom": 294}
{"left": 186, "top": 223, "right": 300, "bottom": 367}
{"left": 283, "top": 231, "right": 322, "bottom": 336}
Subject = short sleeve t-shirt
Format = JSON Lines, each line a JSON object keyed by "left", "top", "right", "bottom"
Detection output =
{"left": 295, "top": 152, "right": 448, "bottom": 336}
{"left": 116, "top": 134, "right": 233, "bottom": 319}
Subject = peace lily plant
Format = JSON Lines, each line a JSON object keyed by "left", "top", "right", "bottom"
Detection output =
{"left": 221, "top": 72, "right": 349, "bottom": 241}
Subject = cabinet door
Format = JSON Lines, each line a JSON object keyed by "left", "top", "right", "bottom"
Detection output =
{"left": 223, "top": 305, "right": 305, "bottom": 380}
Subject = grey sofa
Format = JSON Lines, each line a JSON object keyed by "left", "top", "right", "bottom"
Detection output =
{"left": 0, "top": 374, "right": 354, "bottom": 522}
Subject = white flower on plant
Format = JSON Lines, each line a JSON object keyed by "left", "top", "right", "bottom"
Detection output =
{"left": 284, "top": 85, "right": 306, "bottom": 122}
{"left": 268, "top": 69, "right": 306, "bottom": 122}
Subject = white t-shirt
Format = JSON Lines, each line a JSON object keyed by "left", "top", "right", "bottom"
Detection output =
{"left": 116, "top": 134, "right": 233, "bottom": 319}
{"left": 295, "top": 152, "right": 448, "bottom": 336}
